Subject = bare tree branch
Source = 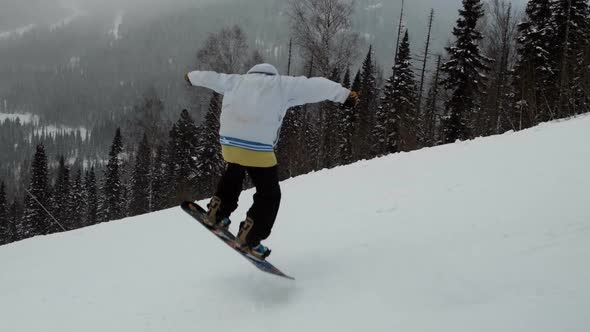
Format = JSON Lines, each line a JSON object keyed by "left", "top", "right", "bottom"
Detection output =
{"left": 287, "top": 0, "right": 360, "bottom": 77}
{"left": 196, "top": 25, "right": 250, "bottom": 74}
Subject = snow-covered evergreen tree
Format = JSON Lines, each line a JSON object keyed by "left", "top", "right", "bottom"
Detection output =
{"left": 21, "top": 144, "right": 50, "bottom": 237}
{"left": 150, "top": 145, "right": 168, "bottom": 211}
{"left": 0, "top": 181, "right": 9, "bottom": 245}
{"left": 301, "top": 107, "right": 321, "bottom": 172}
{"left": 480, "top": 0, "right": 520, "bottom": 135}
{"left": 68, "top": 168, "right": 85, "bottom": 229}
{"left": 51, "top": 156, "right": 71, "bottom": 231}
{"left": 164, "top": 124, "right": 180, "bottom": 206}
{"left": 355, "top": 46, "right": 378, "bottom": 160}
{"left": 84, "top": 167, "right": 98, "bottom": 226}
{"left": 375, "top": 31, "right": 418, "bottom": 154}
{"left": 101, "top": 128, "right": 124, "bottom": 222}
{"left": 441, "top": 0, "right": 490, "bottom": 142}
{"left": 129, "top": 133, "right": 152, "bottom": 216}
{"left": 549, "top": 0, "right": 590, "bottom": 116}
{"left": 420, "top": 55, "right": 443, "bottom": 147}
{"left": 277, "top": 107, "right": 303, "bottom": 179}
{"left": 584, "top": 12, "right": 590, "bottom": 111}
{"left": 277, "top": 38, "right": 304, "bottom": 179}
{"left": 337, "top": 68, "right": 355, "bottom": 165}
{"left": 513, "top": 0, "right": 554, "bottom": 127}
{"left": 321, "top": 68, "right": 342, "bottom": 168}
{"left": 168, "top": 110, "right": 200, "bottom": 204}
{"left": 8, "top": 200, "right": 20, "bottom": 242}
{"left": 195, "top": 93, "right": 225, "bottom": 197}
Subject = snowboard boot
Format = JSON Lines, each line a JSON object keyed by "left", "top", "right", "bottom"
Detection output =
{"left": 212, "top": 217, "right": 233, "bottom": 241}
{"left": 235, "top": 216, "right": 254, "bottom": 247}
{"left": 235, "top": 217, "right": 271, "bottom": 260}
{"left": 216, "top": 217, "right": 231, "bottom": 232}
{"left": 248, "top": 243, "right": 271, "bottom": 260}
{"left": 203, "top": 196, "right": 223, "bottom": 228}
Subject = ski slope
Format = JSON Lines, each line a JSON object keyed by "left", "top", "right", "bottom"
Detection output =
{"left": 2, "top": 115, "right": 590, "bottom": 332}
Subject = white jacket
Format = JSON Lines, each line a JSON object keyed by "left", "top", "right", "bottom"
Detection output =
{"left": 188, "top": 63, "right": 351, "bottom": 152}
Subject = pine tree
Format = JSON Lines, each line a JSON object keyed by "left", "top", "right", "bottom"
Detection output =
{"left": 8, "top": 200, "right": 20, "bottom": 242}
{"left": 164, "top": 124, "right": 180, "bottom": 206}
{"left": 375, "top": 31, "right": 418, "bottom": 154}
{"left": 320, "top": 68, "right": 342, "bottom": 168}
{"left": 584, "top": 4, "right": 590, "bottom": 101}
{"left": 421, "top": 55, "right": 443, "bottom": 146}
{"left": 337, "top": 68, "right": 356, "bottom": 165}
{"left": 68, "top": 168, "right": 85, "bottom": 228}
{"left": 150, "top": 145, "right": 168, "bottom": 211}
{"left": 301, "top": 108, "right": 322, "bottom": 172}
{"left": 418, "top": 9, "right": 435, "bottom": 113}
{"left": 277, "top": 37, "right": 305, "bottom": 177}
{"left": 298, "top": 57, "right": 322, "bottom": 173}
{"left": 481, "top": 0, "right": 519, "bottom": 135}
{"left": 85, "top": 167, "right": 98, "bottom": 225}
{"left": 276, "top": 107, "right": 304, "bottom": 179}
{"left": 277, "top": 40, "right": 303, "bottom": 177}
{"left": 393, "top": 0, "right": 406, "bottom": 78}
{"left": 51, "top": 156, "right": 71, "bottom": 231}
{"left": 0, "top": 181, "right": 9, "bottom": 245}
{"left": 584, "top": 12, "right": 590, "bottom": 111}
{"left": 344, "top": 69, "right": 362, "bottom": 162}
{"left": 168, "top": 110, "right": 200, "bottom": 204}
{"left": 195, "top": 93, "right": 225, "bottom": 197}
{"left": 129, "top": 133, "right": 152, "bottom": 216}
{"left": 354, "top": 46, "right": 378, "bottom": 160}
{"left": 441, "top": 0, "right": 490, "bottom": 142}
{"left": 101, "top": 128, "right": 124, "bottom": 222}
{"left": 513, "top": 0, "right": 554, "bottom": 127}
{"left": 21, "top": 144, "right": 50, "bottom": 237}
{"left": 549, "top": 0, "right": 590, "bottom": 116}
{"left": 276, "top": 38, "right": 303, "bottom": 180}
{"left": 351, "top": 69, "right": 362, "bottom": 92}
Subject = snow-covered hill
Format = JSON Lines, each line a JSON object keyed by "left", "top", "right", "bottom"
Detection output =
{"left": 1, "top": 115, "right": 590, "bottom": 332}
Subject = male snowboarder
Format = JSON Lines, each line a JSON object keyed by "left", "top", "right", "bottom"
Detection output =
{"left": 184, "top": 63, "right": 359, "bottom": 260}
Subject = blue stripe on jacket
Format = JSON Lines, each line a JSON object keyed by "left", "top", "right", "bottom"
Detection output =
{"left": 220, "top": 136, "right": 275, "bottom": 152}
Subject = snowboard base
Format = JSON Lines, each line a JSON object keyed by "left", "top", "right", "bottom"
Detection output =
{"left": 180, "top": 201, "right": 294, "bottom": 280}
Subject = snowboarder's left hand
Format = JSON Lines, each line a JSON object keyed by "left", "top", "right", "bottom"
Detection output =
{"left": 184, "top": 72, "right": 191, "bottom": 85}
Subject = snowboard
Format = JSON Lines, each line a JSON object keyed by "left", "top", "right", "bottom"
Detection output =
{"left": 180, "top": 201, "right": 294, "bottom": 280}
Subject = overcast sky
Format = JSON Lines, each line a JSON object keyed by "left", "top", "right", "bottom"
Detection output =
{"left": 0, "top": 0, "right": 528, "bottom": 32}
{"left": 0, "top": 0, "right": 217, "bottom": 29}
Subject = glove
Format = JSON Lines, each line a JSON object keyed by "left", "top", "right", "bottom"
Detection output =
{"left": 184, "top": 72, "right": 191, "bottom": 85}
{"left": 343, "top": 91, "right": 360, "bottom": 108}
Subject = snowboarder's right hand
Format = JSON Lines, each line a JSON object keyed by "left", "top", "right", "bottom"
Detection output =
{"left": 184, "top": 72, "right": 191, "bottom": 85}
{"left": 344, "top": 91, "right": 360, "bottom": 108}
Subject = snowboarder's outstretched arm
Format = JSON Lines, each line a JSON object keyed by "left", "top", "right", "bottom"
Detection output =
{"left": 185, "top": 71, "right": 241, "bottom": 95}
{"left": 284, "top": 76, "right": 352, "bottom": 108}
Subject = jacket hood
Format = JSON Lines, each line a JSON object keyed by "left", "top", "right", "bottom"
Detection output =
{"left": 247, "top": 63, "right": 279, "bottom": 76}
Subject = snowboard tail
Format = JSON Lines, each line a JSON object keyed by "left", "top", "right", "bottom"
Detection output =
{"left": 180, "top": 201, "right": 294, "bottom": 280}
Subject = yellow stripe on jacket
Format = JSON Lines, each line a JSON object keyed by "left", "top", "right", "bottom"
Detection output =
{"left": 221, "top": 145, "right": 277, "bottom": 168}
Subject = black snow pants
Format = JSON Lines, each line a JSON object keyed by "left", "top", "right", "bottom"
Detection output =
{"left": 214, "top": 163, "right": 281, "bottom": 246}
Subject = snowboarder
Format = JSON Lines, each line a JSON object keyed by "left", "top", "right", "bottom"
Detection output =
{"left": 184, "top": 63, "right": 359, "bottom": 259}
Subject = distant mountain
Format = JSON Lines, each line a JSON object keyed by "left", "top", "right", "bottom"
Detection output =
{"left": 0, "top": 0, "right": 527, "bottom": 126}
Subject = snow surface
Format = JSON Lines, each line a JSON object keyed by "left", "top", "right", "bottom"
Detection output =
{"left": 1, "top": 115, "right": 590, "bottom": 332}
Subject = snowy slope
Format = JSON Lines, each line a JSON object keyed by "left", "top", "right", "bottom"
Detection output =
{"left": 2, "top": 115, "right": 590, "bottom": 332}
